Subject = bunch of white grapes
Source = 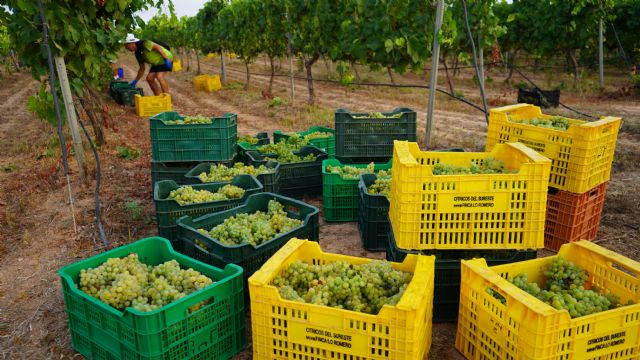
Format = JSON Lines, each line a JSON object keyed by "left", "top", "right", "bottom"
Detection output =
{"left": 164, "top": 115, "right": 212, "bottom": 125}
{"left": 198, "top": 200, "right": 303, "bottom": 247}
{"left": 325, "top": 162, "right": 391, "bottom": 180}
{"left": 487, "top": 256, "right": 632, "bottom": 318}
{"left": 513, "top": 116, "right": 569, "bottom": 130}
{"left": 352, "top": 112, "right": 403, "bottom": 119}
{"left": 273, "top": 259, "right": 412, "bottom": 314}
{"left": 238, "top": 135, "right": 261, "bottom": 145}
{"left": 367, "top": 178, "right": 391, "bottom": 199}
{"left": 79, "top": 253, "right": 213, "bottom": 312}
{"left": 197, "top": 162, "right": 274, "bottom": 183}
{"left": 432, "top": 156, "right": 515, "bottom": 175}
{"left": 168, "top": 184, "right": 245, "bottom": 205}
{"left": 265, "top": 152, "right": 317, "bottom": 164}
{"left": 302, "top": 131, "right": 332, "bottom": 141}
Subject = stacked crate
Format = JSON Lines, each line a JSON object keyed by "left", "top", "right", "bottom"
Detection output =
{"left": 486, "top": 104, "right": 621, "bottom": 250}
{"left": 386, "top": 140, "right": 550, "bottom": 322}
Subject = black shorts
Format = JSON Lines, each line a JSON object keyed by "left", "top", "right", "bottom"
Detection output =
{"left": 149, "top": 63, "right": 171, "bottom": 73}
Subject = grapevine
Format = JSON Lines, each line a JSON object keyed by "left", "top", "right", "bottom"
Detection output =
{"left": 367, "top": 178, "right": 391, "bottom": 198}
{"left": 79, "top": 253, "right": 214, "bottom": 312}
{"left": 164, "top": 115, "right": 212, "bottom": 125}
{"left": 197, "top": 162, "right": 274, "bottom": 183}
{"left": 272, "top": 259, "right": 412, "bottom": 314}
{"left": 325, "top": 162, "right": 391, "bottom": 180}
{"left": 168, "top": 184, "right": 245, "bottom": 205}
{"left": 198, "top": 200, "right": 303, "bottom": 247}
{"left": 512, "top": 116, "right": 570, "bottom": 131}
{"left": 432, "top": 156, "right": 515, "bottom": 175}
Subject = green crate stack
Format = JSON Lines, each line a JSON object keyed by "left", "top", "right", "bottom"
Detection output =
{"left": 59, "top": 237, "right": 247, "bottom": 360}
{"left": 151, "top": 160, "right": 201, "bottom": 188}
{"left": 185, "top": 160, "right": 281, "bottom": 193}
{"left": 386, "top": 225, "right": 537, "bottom": 322}
{"left": 273, "top": 126, "right": 336, "bottom": 158}
{"left": 237, "top": 132, "right": 270, "bottom": 162}
{"left": 357, "top": 174, "right": 390, "bottom": 251}
{"left": 323, "top": 158, "right": 392, "bottom": 222}
{"left": 109, "top": 81, "right": 143, "bottom": 106}
{"left": 153, "top": 175, "right": 263, "bottom": 242}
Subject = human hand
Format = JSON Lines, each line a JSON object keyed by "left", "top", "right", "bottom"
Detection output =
{"left": 164, "top": 58, "right": 173, "bottom": 70}
{"left": 130, "top": 79, "right": 138, "bottom": 87}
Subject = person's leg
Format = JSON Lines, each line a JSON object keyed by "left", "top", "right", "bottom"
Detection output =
{"left": 146, "top": 72, "right": 160, "bottom": 95}
{"left": 156, "top": 71, "right": 170, "bottom": 94}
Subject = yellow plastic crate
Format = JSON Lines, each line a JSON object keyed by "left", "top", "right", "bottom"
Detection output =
{"left": 193, "top": 74, "right": 222, "bottom": 92}
{"left": 134, "top": 94, "right": 172, "bottom": 117}
{"left": 172, "top": 59, "right": 182, "bottom": 72}
{"left": 455, "top": 241, "right": 640, "bottom": 360}
{"left": 388, "top": 141, "right": 551, "bottom": 250}
{"left": 487, "top": 104, "right": 621, "bottom": 193}
{"left": 206, "top": 53, "right": 218, "bottom": 59}
{"left": 249, "top": 239, "right": 435, "bottom": 360}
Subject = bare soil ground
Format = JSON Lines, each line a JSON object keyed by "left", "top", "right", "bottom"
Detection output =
{"left": 0, "top": 55, "right": 638, "bottom": 359}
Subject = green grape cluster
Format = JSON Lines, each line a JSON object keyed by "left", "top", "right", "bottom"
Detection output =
{"left": 302, "top": 131, "right": 332, "bottom": 141}
{"left": 367, "top": 178, "right": 391, "bottom": 198}
{"left": 198, "top": 200, "right": 303, "bottom": 247}
{"left": 168, "top": 184, "right": 245, "bottom": 205}
{"left": 432, "top": 156, "right": 515, "bottom": 175}
{"left": 238, "top": 135, "right": 261, "bottom": 145}
{"left": 352, "top": 112, "right": 403, "bottom": 119}
{"left": 258, "top": 138, "right": 306, "bottom": 154}
{"left": 325, "top": 162, "right": 391, "bottom": 180}
{"left": 273, "top": 260, "right": 412, "bottom": 314}
{"left": 79, "top": 253, "right": 214, "bottom": 312}
{"left": 164, "top": 115, "right": 212, "bottom": 125}
{"left": 265, "top": 152, "right": 317, "bottom": 164}
{"left": 513, "top": 116, "right": 570, "bottom": 130}
{"left": 487, "top": 257, "right": 632, "bottom": 318}
{"left": 197, "top": 162, "right": 274, "bottom": 183}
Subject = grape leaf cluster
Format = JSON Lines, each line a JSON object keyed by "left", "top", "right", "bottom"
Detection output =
{"left": 168, "top": 184, "right": 245, "bottom": 205}
{"left": 367, "top": 178, "right": 391, "bottom": 199}
{"left": 513, "top": 116, "right": 570, "bottom": 130}
{"left": 197, "top": 200, "right": 302, "bottom": 247}
{"left": 325, "top": 162, "right": 391, "bottom": 180}
{"left": 197, "top": 162, "right": 274, "bottom": 183}
{"left": 79, "top": 254, "right": 213, "bottom": 312}
{"left": 273, "top": 260, "right": 412, "bottom": 314}
{"left": 164, "top": 115, "right": 212, "bottom": 125}
{"left": 432, "top": 156, "right": 515, "bottom": 175}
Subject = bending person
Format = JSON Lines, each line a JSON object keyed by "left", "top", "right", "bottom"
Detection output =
{"left": 124, "top": 35, "right": 173, "bottom": 95}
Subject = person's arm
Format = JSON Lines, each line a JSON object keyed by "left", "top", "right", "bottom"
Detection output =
{"left": 131, "top": 63, "right": 145, "bottom": 86}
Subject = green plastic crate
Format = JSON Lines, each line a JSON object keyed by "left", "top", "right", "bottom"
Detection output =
{"left": 59, "top": 237, "right": 246, "bottom": 360}
{"left": 335, "top": 108, "right": 416, "bottom": 161}
{"left": 237, "top": 132, "right": 270, "bottom": 162}
{"left": 150, "top": 160, "right": 201, "bottom": 188}
{"left": 184, "top": 160, "right": 280, "bottom": 193}
{"left": 386, "top": 224, "right": 537, "bottom": 323}
{"left": 358, "top": 174, "right": 390, "bottom": 252}
{"left": 322, "top": 158, "right": 392, "bottom": 222}
{"left": 154, "top": 175, "right": 263, "bottom": 242}
{"left": 150, "top": 112, "right": 237, "bottom": 162}
{"left": 110, "top": 81, "right": 143, "bottom": 106}
{"left": 273, "top": 126, "right": 336, "bottom": 158}
{"left": 246, "top": 146, "right": 328, "bottom": 198}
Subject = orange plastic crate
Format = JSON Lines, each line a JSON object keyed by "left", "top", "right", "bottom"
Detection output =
{"left": 545, "top": 182, "right": 607, "bottom": 251}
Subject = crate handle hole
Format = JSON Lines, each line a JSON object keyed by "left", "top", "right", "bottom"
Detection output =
{"left": 188, "top": 297, "right": 214, "bottom": 314}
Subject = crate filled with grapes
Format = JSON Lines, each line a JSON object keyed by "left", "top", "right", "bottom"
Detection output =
{"left": 58, "top": 237, "right": 246, "bottom": 360}
{"left": 389, "top": 141, "right": 551, "bottom": 250}
{"left": 249, "top": 238, "right": 434, "bottom": 360}
{"left": 334, "top": 107, "right": 416, "bottom": 162}
{"left": 154, "top": 174, "right": 263, "bottom": 241}
{"left": 487, "top": 104, "right": 621, "bottom": 193}
{"left": 247, "top": 146, "right": 328, "bottom": 198}
{"left": 176, "top": 193, "right": 319, "bottom": 287}
{"left": 322, "top": 158, "right": 392, "bottom": 222}
{"left": 149, "top": 111, "right": 237, "bottom": 162}
{"left": 273, "top": 126, "right": 336, "bottom": 158}
{"left": 357, "top": 173, "right": 391, "bottom": 251}
{"left": 185, "top": 160, "right": 280, "bottom": 193}
{"left": 237, "top": 132, "right": 270, "bottom": 161}
{"left": 456, "top": 240, "right": 640, "bottom": 360}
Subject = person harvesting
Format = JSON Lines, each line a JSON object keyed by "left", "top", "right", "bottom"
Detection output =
{"left": 124, "top": 35, "right": 173, "bottom": 95}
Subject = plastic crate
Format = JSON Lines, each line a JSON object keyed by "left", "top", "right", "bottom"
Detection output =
{"left": 193, "top": 74, "right": 222, "bottom": 92}
{"left": 249, "top": 239, "right": 435, "bottom": 360}
{"left": 487, "top": 104, "right": 621, "bottom": 193}
{"left": 150, "top": 160, "right": 201, "bottom": 188}
{"left": 247, "top": 146, "right": 328, "bottom": 198}
{"left": 273, "top": 126, "right": 336, "bottom": 157}
{"left": 154, "top": 175, "right": 263, "bottom": 241}
{"left": 149, "top": 112, "right": 237, "bottom": 162}
{"left": 135, "top": 93, "right": 172, "bottom": 117}
{"left": 237, "top": 132, "right": 270, "bottom": 161}
{"left": 176, "top": 193, "right": 319, "bottom": 282}
{"left": 109, "top": 81, "right": 143, "bottom": 106}
{"left": 334, "top": 107, "right": 417, "bottom": 160}
{"left": 389, "top": 141, "right": 551, "bottom": 250}
{"left": 386, "top": 223, "right": 536, "bottom": 323}
{"left": 358, "top": 174, "right": 390, "bottom": 251}
{"left": 517, "top": 87, "right": 560, "bottom": 108}
{"left": 322, "top": 158, "right": 392, "bottom": 222}
{"left": 185, "top": 160, "right": 280, "bottom": 194}
{"left": 455, "top": 240, "right": 640, "bottom": 360}
{"left": 172, "top": 60, "right": 182, "bottom": 72}
{"left": 545, "top": 182, "right": 607, "bottom": 251}
{"left": 59, "top": 237, "right": 246, "bottom": 360}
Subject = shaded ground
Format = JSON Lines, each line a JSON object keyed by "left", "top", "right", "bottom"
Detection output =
{"left": 0, "top": 56, "right": 638, "bottom": 359}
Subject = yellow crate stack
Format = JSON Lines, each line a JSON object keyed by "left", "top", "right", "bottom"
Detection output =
{"left": 134, "top": 93, "right": 172, "bottom": 117}
{"left": 249, "top": 239, "right": 435, "bottom": 360}
{"left": 193, "top": 74, "right": 222, "bottom": 92}
{"left": 455, "top": 241, "right": 640, "bottom": 360}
